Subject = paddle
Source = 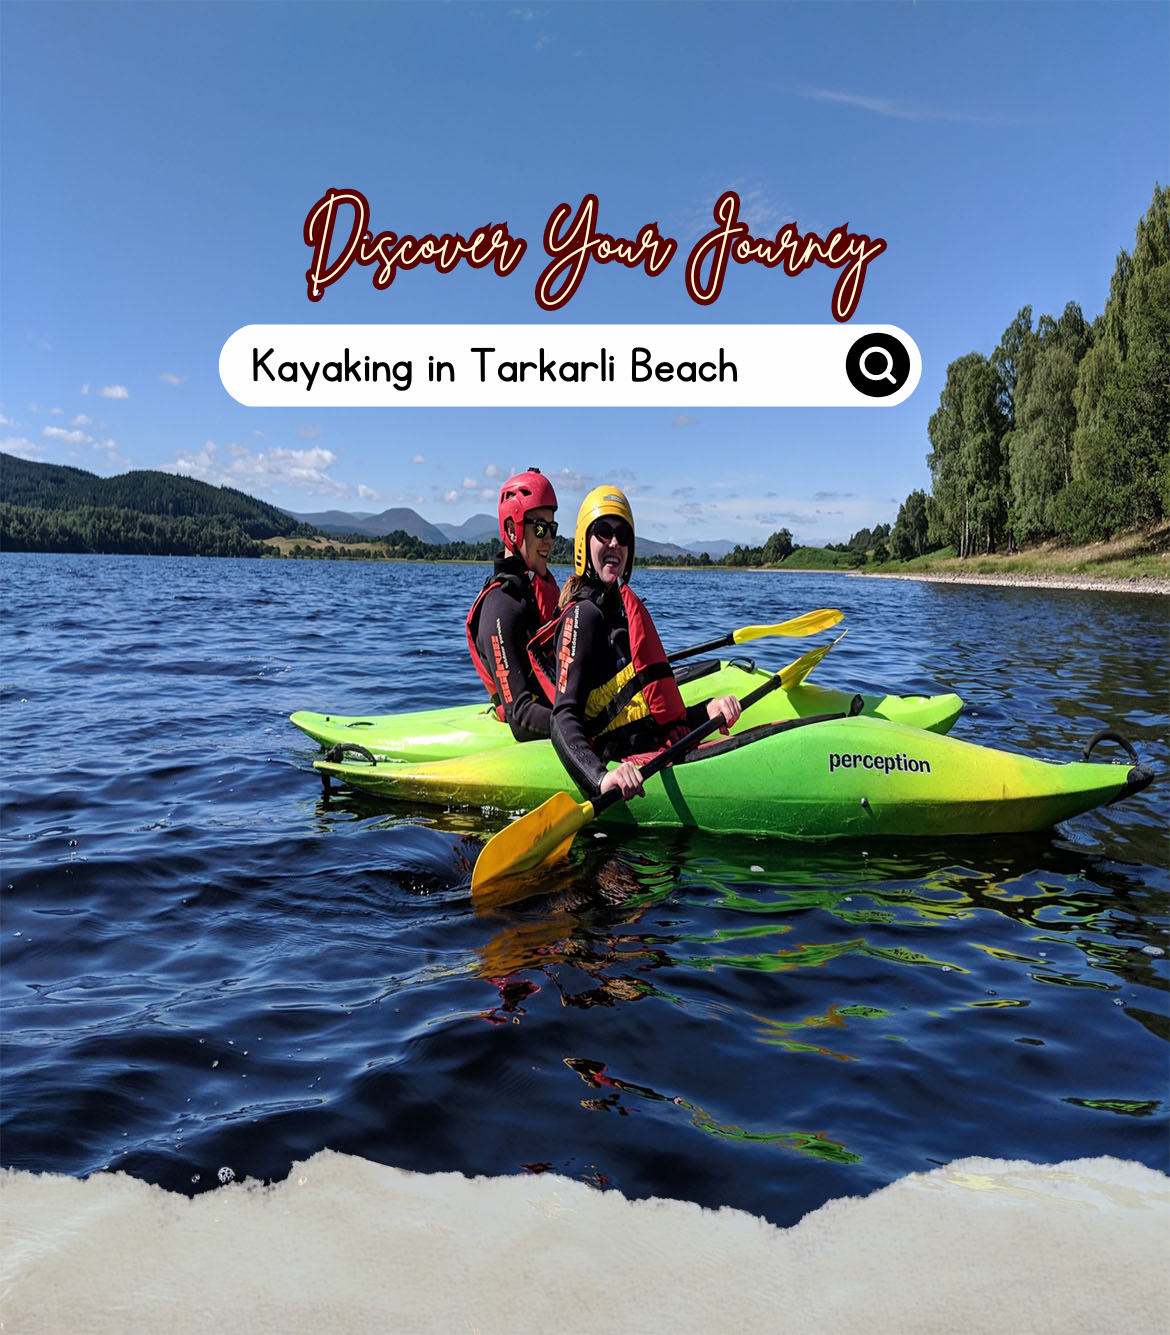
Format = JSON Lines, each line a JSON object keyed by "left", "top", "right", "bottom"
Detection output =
{"left": 471, "top": 633, "right": 845, "bottom": 900}
{"left": 667, "top": 608, "right": 843, "bottom": 664}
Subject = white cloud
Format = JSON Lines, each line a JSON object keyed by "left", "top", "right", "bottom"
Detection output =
{"left": 161, "top": 443, "right": 347, "bottom": 497}
{"left": 624, "top": 477, "right": 894, "bottom": 546}
{"left": 678, "top": 180, "right": 803, "bottom": 244}
{"left": 295, "top": 424, "right": 323, "bottom": 439}
{"left": 81, "top": 384, "right": 90, "bottom": 395}
{"left": 44, "top": 426, "right": 94, "bottom": 445}
{"left": 99, "top": 385, "right": 129, "bottom": 400}
{"left": 483, "top": 463, "right": 503, "bottom": 478}
{"left": 50, "top": 407, "right": 64, "bottom": 415}
{"left": 358, "top": 483, "right": 380, "bottom": 501}
{"left": 2, "top": 435, "right": 45, "bottom": 460}
{"left": 462, "top": 476, "right": 478, "bottom": 490}
{"left": 799, "top": 87, "right": 992, "bottom": 124}
{"left": 549, "top": 467, "right": 598, "bottom": 493}
{"left": 672, "top": 414, "right": 698, "bottom": 428}
{"left": 72, "top": 414, "right": 92, "bottom": 427}
{"left": 411, "top": 454, "right": 425, "bottom": 465}
{"left": 443, "top": 489, "right": 459, "bottom": 504}
{"left": 94, "top": 438, "right": 130, "bottom": 469}
{"left": 158, "top": 372, "right": 186, "bottom": 386}
{"left": 26, "top": 332, "right": 52, "bottom": 352}
{"left": 0, "top": 413, "right": 14, "bottom": 427}
{"left": 480, "top": 488, "right": 496, "bottom": 500}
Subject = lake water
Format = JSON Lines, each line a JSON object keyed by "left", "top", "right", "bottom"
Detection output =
{"left": 1, "top": 553, "right": 1166, "bottom": 1227}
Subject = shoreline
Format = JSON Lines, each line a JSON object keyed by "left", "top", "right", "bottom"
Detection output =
{"left": 855, "top": 569, "right": 1170, "bottom": 596}
{"left": 643, "top": 562, "right": 1169, "bottom": 594}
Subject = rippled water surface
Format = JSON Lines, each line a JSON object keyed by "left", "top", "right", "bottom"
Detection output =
{"left": 2, "top": 554, "right": 1166, "bottom": 1225}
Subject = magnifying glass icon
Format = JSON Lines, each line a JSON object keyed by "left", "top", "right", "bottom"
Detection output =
{"left": 860, "top": 347, "right": 896, "bottom": 384}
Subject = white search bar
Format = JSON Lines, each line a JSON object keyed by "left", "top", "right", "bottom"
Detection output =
{"left": 219, "top": 324, "right": 921, "bottom": 408}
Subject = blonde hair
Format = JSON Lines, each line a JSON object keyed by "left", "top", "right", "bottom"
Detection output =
{"left": 557, "top": 573, "right": 586, "bottom": 610}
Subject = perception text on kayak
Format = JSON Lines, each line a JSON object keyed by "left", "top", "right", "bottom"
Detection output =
{"left": 828, "top": 752, "right": 932, "bottom": 775}
{"left": 250, "top": 345, "right": 739, "bottom": 392}
{"left": 302, "top": 189, "right": 887, "bottom": 321}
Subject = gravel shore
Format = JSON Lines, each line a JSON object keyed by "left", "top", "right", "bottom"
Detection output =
{"left": 857, "top": 570, "right": 1170, "bottom": 596}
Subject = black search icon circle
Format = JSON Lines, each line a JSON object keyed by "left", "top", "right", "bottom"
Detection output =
{"left": 846, "top": 333, "right": 911, "bottom": 398}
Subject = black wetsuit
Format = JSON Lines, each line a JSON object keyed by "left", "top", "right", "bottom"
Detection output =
{"left": 471, "top": 553, "right": 552, "bottom": 742}
{"left": 550, "top": 581, "right": 710, "bottom": 796}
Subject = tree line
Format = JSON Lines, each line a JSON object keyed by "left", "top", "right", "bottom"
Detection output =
{"left": 0, "top": 504, "right": 269, "bottom": 556}
{"left": 292, "top": 529, "right": 797, "bottom": 567}
{"left": 890, "top": 185, "right": 1168, "bottom": 560}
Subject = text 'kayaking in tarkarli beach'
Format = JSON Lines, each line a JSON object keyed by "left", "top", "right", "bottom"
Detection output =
{"left": 219, "top": 325, "right": 922, "bottom": 408}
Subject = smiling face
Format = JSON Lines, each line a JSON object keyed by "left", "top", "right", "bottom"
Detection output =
{"left": 587, "top": 516, "right": 632, "bottom": 586}
{"left": 511, "top": 505, "right": 556, "bottom": 578}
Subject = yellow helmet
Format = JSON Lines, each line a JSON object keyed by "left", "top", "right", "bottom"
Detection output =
{"left": 574, "top": 484, "right": 635, "bottom": 581}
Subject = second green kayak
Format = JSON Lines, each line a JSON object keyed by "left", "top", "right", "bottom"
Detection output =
{"left": 290, "top": 659, "right": 965, "bottom": 761}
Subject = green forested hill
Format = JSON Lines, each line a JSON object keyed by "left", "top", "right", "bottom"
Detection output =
{"left": 0, "top": 453, "right": 320, "bottom": 555}
{"left": 0, "top": 454, "right": 310, "bottom": 538}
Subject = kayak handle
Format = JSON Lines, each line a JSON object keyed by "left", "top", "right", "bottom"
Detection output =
{"left": 322, "top": 743, "right": 379, "bottom": 766}
{"left": 1081, "top": 729, "right": 1140, "bottom": 765}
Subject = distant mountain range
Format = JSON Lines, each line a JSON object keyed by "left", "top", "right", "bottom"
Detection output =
{"left": 435, "top": 514, "right": 497, "bottom": 543}
{"left": 282, "top": 505, "right": 737, "bottom": 557}
{"left": 280, "top": 507, "right": 452, "bottom": 545}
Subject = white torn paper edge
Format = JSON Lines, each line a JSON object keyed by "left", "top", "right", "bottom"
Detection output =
{"left": 2, "top": 1153, "right": 1168, "bottom": 1334}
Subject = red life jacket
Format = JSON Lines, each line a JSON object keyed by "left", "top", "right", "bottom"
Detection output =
{"left": 466, "top": 565, "right": 559, "bottom": 720}
{"left": 528, "top": 582, "right": 687, "bottom": 741}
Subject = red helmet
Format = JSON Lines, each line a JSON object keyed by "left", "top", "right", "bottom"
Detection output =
{"left": 498, "top": 467, "right": 558, "bottom": 557}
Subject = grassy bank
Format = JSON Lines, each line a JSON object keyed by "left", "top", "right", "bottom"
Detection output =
{"left": 865, "top": 522, "right": 1169, "bottom": 584}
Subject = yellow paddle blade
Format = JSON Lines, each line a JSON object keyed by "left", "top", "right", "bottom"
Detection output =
{"left": 472, "top": 791, "right": 598, "bottom": 898}
{"left": 768, "top": 630, "right": 847, "bottom": 697}
{"left": 730, "top": 608, "right": 842, "bottom": 644}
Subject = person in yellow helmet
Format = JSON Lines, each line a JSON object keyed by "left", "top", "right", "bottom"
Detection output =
{"left": 528, "top": 485, "right": 740, "bottom": 800}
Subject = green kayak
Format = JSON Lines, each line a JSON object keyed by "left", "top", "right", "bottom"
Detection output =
{"left": 290, "top": 659, "right": 965, "bottom": 761}
{"left": 312, "top": 713, "right": 1151, "bottom": 840}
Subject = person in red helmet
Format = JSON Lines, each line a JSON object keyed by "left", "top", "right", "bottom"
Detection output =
{"left": 465, "top": 467, "right": 561, "bottom": 741}
{"left": 529, "top": 485, "right": 740, "bottom": 800}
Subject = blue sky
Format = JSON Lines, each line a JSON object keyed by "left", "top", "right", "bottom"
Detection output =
{"left": 2, "top": 1, "right": 1166, "bottom": 546}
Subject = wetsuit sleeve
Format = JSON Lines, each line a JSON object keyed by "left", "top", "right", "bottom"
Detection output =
{"left": 550, "top": 600, "right": 610, "bottom": 797}
{"left": 476, "top": 587, "right": 552, "bottom": 742}
{"left": 685, "top": 701, "right": 710, "bottom": 731}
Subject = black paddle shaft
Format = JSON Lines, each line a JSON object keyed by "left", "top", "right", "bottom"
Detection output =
{"left": 590, "top": 667, "right": 792, "bottom": 817}
{"left": 666, "top": 632, "right": 733, "bottom": 664}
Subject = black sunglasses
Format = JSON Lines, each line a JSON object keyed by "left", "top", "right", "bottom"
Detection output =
{"left": 591, "top": 518, "right": 633, "bottom": 546}
{"left": 524, "top": 518, "right": 558, "bottom": 539}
